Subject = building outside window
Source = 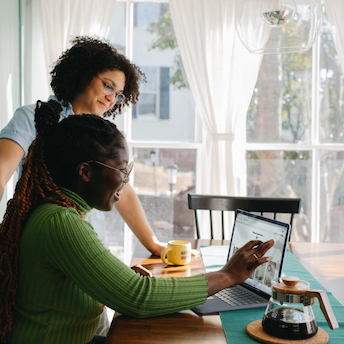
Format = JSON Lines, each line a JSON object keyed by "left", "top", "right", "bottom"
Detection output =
{"left": 132, "top": 66, "right": 170, "bottom": 120}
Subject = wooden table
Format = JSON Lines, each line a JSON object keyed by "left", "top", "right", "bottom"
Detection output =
{"left": 288, "top": 242, "right": 344, "bottom": 306}
{"left": 106, "top": 239, "right": 228, "bottom": 344}
{"left": 106, "top": 240, "right": 344, "bottom": 343}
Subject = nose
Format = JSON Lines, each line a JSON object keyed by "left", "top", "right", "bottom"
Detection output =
{"left": 105, "top": 92, "right": 117, "bottom": 105}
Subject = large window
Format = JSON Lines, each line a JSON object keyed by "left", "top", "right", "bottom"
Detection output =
{"left": 246, "top": 7, "right": 344, "bottom": 243}
{"left": 104, "top": 2, "right": 344, "bottom": 261}
{"left": 5, "top": 0, "right": 342, "bottom": 266}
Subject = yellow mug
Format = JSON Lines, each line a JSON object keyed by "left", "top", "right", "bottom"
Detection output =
{"left": 161, "top": 240, "right": 191, "bottom": 266}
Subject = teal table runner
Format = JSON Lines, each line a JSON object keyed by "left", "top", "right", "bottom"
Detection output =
{"left": 200, "top": 246, "right": 344, "bottom": 343}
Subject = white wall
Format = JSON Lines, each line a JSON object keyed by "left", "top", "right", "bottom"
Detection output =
{"left": 0, "top": 0, "right": 20, "bottom": 219}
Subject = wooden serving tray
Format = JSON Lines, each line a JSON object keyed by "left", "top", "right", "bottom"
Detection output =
{"left": 246, "top": 320, "right": 329, "bottom": 344}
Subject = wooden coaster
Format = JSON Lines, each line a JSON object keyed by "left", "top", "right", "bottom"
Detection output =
{"left": 246, "top": 320, "right": 329, "bottom": 344}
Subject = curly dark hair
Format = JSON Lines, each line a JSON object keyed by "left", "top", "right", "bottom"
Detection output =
{"left": 50, "top": 36, "right": 146, "bottom": 118}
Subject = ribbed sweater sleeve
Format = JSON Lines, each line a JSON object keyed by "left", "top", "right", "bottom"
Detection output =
{"left": 43, "top": 205, "right": 208, "bottom": 318}
{"left": 9, "top": 189, "right": 209, "bottom": 343}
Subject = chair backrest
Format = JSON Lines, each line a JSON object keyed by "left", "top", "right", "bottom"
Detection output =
{"left": 188, "top": 193, "right": 301, "bottom": 240}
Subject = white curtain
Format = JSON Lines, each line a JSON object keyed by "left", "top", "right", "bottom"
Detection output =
{"left": 24, "top": 0, "right": 116, "bottom": 104}
{"left": 325, "top": 0, "right": 344, "bottom": 73}
{"left": 170, "top": 0, "right": 263, "bottom": 197}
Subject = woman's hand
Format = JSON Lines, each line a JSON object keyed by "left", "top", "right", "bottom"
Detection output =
{"left": 150, "top": 241, "right": 167, "bottom": 257}
{"left": 131, "top": 264, "right": 153, "bottom": 277}
{"left": 206, "top": 239, "right": 274, "bottom": 296}
{"left": 221, "top": 239, "right": 274, "bottom": 287}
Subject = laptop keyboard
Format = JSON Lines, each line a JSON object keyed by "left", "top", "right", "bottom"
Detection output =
{"left": 215, "top": 285, "right": 267, "bottom": 307}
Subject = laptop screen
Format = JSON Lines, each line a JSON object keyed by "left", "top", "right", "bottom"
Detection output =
{"left": 227, "top": 209, "right": 290, "bottom": 295}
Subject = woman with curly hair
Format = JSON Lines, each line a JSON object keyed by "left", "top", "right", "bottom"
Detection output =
{"left": 0, "top": 99, "right": 274, "bottom": 344}
{"left": 0, "top": 37, "right": 166, "bottom": 258}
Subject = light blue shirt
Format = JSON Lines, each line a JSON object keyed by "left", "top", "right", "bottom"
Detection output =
{"left": 0, "top": 95, "right": 109, "bottom": 248}
{"left": 0, "top": 95, "right": 74, "bottom": 175}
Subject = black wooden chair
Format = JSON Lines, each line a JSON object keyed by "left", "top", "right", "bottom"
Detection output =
{"left": 188, "top": 193, "right": 301, "bottom": 240}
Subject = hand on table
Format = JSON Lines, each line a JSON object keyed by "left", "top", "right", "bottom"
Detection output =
{"left": 131, "top": 264, "right": 153, "bottom": 277}
{"left": 150, "top": 241, "right": 167, "bottom": 257}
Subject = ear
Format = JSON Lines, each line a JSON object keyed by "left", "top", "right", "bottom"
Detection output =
{"left": 77, "top": 162, "right": 92, "bottom": 182}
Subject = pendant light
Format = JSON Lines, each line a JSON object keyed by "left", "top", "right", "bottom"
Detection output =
{"left": 260, "top": 0, "right": 296, "bottom": 27}
{"left": 235, "top": 0, "right": 323, "bottom": 54}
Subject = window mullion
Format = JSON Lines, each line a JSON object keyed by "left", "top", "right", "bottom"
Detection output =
{"left": 311, "top": 147, "right": 320, "bottom": 243}
{"left": 311, "top": 34, "right": 321, "bottom": 243}
{"left": 123, "top": 0, "right": 134, "bottom": 142}
{"left": 311, "top": 33, "right": 321, "bottom": 145}
{"left": 123, "top": 0, "right": 135, "bottom": 265}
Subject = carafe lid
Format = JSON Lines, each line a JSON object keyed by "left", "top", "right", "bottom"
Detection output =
{"left": 272, "top": 276, "right": 309, "bottom": 294}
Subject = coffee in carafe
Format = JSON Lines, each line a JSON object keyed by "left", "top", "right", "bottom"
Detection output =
{"left": 263, "top": 306, "right": 318, "bottom": 339}
{"left": 262, "top": 276, "right": 339, "bottom": 340}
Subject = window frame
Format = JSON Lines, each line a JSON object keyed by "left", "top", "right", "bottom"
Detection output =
{"left": 246, "top": 36, "right": 344, "bottom": 243}
{"left": 121, "top": 0, "right": 343, "bottom": 248}
{"left": 120, "top": 0, "right": 201, "bottom": 262}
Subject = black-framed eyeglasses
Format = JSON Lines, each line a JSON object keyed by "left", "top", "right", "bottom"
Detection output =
{"left": 87, "top": 160, "right": 134, "bottom": 184}
{"left": 96, "top": 76, "right": 126, "bottom": 105}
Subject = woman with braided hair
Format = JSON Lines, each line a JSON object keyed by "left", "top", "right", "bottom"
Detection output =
{"left": 0, "top": 35, "right": 167, "bottom": 258}
{"left": 0, "top": 100, "right": 274, "bottom": 344}
{"left": 0, "top": 36, "right": 168, "bottom": 334}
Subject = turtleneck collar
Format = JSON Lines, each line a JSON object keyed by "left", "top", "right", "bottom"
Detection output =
{"left": 59, "top": 187, "right": 92, "bottom": 217}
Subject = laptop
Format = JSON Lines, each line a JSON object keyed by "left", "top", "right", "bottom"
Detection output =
{"left": 191, "top": 209, "right": 290, "bottom": 315}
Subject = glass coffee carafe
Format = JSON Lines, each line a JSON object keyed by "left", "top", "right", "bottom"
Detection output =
{"left": 262, "top": 276, "right": 339, "bottom": 340}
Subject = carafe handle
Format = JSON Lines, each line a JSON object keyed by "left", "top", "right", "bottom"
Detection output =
{"left": 305, "top": 290, "right": 339, "bottom": 330}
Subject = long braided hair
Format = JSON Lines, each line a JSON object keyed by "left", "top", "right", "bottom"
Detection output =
{"left": 0, "top": 99, "right": 126, "bottom": 342}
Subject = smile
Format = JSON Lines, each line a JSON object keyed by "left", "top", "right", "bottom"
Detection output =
{"left": 98, "top": 101, "right": 107, "bottom": 110}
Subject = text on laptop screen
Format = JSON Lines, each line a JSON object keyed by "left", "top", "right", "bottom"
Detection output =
{"left": 227, "top": 211, "right": 289, "bottom": 295}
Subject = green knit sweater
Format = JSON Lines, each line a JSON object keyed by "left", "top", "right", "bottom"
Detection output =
{"left": 8, "top": 188, "right": 208, "bottom": 344}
